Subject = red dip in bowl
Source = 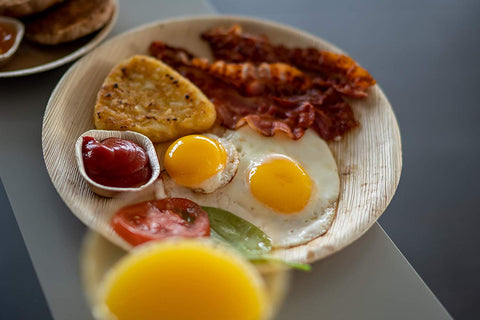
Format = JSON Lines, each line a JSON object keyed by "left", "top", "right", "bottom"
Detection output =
{"left": 82, "top": 136, "right": 152, "bottom": 188}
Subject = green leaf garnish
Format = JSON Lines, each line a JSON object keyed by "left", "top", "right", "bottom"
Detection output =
{"left": 203, "top": 206, "right": 272, "bottom": 255}
{"left": 202, "top": 206, "right": 310, "bottom": 272}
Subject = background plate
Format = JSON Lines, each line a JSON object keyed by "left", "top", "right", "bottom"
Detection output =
{"left": 42, "top": 15, "right": 402, "bottom": 263}
{"left": 0, "top": 0, "right": 118, "bottom": 78}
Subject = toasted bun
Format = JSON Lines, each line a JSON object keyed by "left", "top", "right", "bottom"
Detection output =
{"left": 0, "top": 0, "right": 64, "bottom": 18}
{"left": 25, "top": 0, "right": 115, "bottom": 45}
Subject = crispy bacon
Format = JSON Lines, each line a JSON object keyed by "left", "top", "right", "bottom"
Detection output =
{"left": 273, "top": 89, "right": 359, "bottom": 141}
{"left": 149, "top": 41, "right": 358, "bottom": 140}
{"left": 149, "top": 43, "right": 311, "bottom": 96}
{"left": 201, "top": 25, "right": 376, "bottom": 98}
{"left": 191, "top": 59, "right": 311, "bottom": 96}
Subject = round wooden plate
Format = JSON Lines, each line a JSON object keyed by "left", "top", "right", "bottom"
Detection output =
{"left": 42, "top": 16, "right": 402, "bottom": 263}
{"left": 0, "top": 0, "right": 118, "bottom": 78}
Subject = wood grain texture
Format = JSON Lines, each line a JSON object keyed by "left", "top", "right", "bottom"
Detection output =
{"left": 42, "top": 16, "right": 402, "bottom": 263}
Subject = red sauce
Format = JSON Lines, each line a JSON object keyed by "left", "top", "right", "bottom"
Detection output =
{"left": 0, "top": 22, "right": 17, "bottom": 55}
{"left": 82, "top": 136, "right": 152, "bottom": 188}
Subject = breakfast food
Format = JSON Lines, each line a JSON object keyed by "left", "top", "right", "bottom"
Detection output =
{"left": 24, "top": 0, "right": 114, "bottom": 45}
{"left": 89, "top": 24, "right": 377, "bottom": 250}
{"left": 96, "top": 240, "right": 269, "bottom": 320}
{"left": 82, "top": 136, "right": 152, "bottom": 188}
{"left": 111, "top": 198, "right": 210, "bottom": 246}
{"left": 150, "top": 41, "right": 360, "bottom": 141}
{"left": 184, "top": 59, "right": 312, "bottom": 96}
{"left": 86, "top": 24, "right": 375, "bottom": 255}
{"left": 201, "top": 25, "right": 375, "bottom": 98}
{"left": 160, "top": 126, "right": 339, "bottom": 248}
{"left": 148, "top": 25, "right": 376, "bottom": 142}
{"left": 94, "top": 55, "right": 216, "bottom": 143}
{"left": 163, "top": 134, "right": 239, "bottom": 193}
{"left": 0, "top": 0, "right": 63, "bottom": 18}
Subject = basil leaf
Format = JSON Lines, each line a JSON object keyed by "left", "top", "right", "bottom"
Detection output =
{"left": 202, "top": 206, "right": 272, "bottom": 256}
{"left": 203, "top": 206, "right": 311, "bottom": 272}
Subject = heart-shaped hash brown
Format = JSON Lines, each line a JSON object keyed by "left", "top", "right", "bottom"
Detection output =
{"left": 94, "top": 55, "right": 216, "bottom": 143}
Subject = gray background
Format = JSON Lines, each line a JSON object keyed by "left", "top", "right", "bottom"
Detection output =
{"left": 0, "top": 179, "right": 53, "bottom": 319}
{"left": 211, "top": 0, "right": 480, "bottom": 318}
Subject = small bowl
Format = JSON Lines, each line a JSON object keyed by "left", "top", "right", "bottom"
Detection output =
{"left": 75, "top": 130, "right": 160, "bottom": 198}
{"left": 0, "top": 16, "right": 24, "bottom": 67}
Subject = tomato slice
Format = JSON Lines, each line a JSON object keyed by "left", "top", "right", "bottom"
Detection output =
{"left": 112, "top": 198, "right": 210, "bottom": 246}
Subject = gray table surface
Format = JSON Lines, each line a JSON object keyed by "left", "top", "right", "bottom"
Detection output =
{"left": 0, "top": 0, "right": 461, "bottom": 319}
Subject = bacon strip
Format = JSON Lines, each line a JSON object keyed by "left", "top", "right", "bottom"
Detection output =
{"left": 201, "top": 25, "right": 376, "bottom": 98}
{"left": 191, "top": 59, "right": 311, "bottom": 96}
{"left": 149, "top": 41, "right": 358, "bottom": 141}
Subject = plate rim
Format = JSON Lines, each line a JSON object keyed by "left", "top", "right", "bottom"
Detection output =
{"left": 0, "top": 0, "right": 119, "bottom": 78}
{"left": 42, "top": 14, "right": 403, "bottom": 263}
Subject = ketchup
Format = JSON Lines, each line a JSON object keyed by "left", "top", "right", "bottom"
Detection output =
{"left": 0, "top": 22, "right": 17, "bottom": 55}
{"left": 82, "top": 136, "right": 152, "bottom": 188}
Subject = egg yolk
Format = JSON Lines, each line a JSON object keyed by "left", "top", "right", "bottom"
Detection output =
{"left": 101, "top": 240, "right": 267, "bottom": 320}
{"left": 248, "top": 155, "right": 312, "bottom": 214}
{"left": 164, "top": 135, "right": 227, "bottom": 187}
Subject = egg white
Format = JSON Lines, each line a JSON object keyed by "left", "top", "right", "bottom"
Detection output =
{"left": 180, "top": 134, "right": 239, "bottom": 193}
{"left": 157, "top": 126, "right": 340, "bottom": 248}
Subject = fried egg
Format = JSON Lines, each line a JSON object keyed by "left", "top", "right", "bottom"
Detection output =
{"left": 163, "top": 134, "right": 239, "bottom": 193}
{"left": 159, "top": 126, "right": 340, "bottom": 248}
